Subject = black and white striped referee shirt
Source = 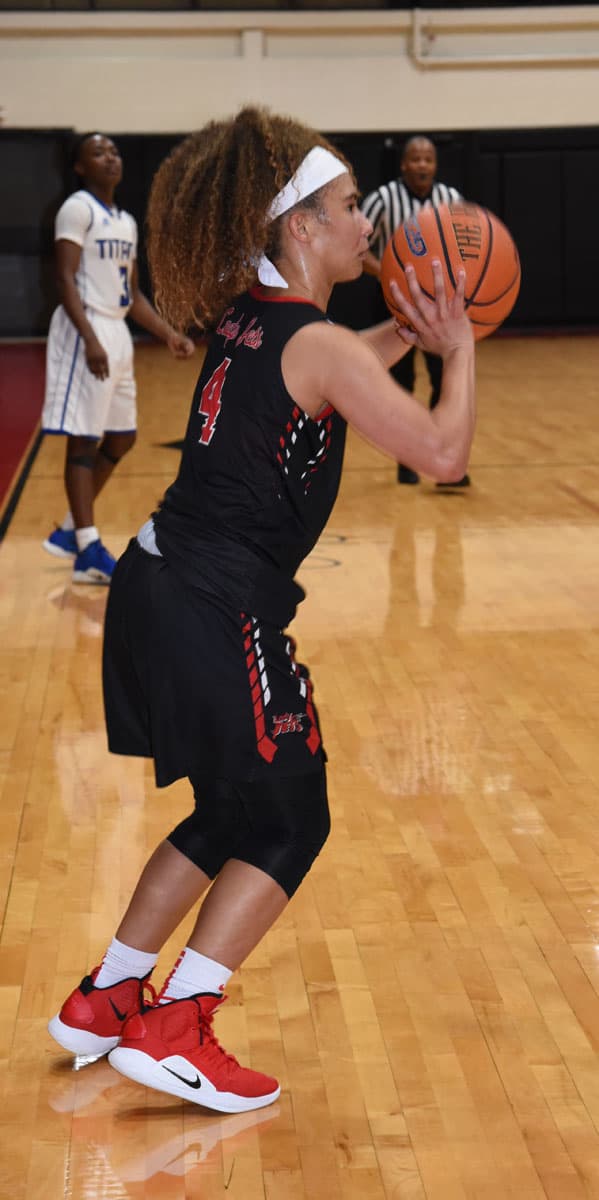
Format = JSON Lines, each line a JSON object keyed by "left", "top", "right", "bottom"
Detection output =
{"left": 361, "top": 180, "right": 462, "bottom": 260}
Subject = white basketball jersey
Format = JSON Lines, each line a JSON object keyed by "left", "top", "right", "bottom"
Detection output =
{"left": 55, "top": 189, "right": 138, "bottom": 319}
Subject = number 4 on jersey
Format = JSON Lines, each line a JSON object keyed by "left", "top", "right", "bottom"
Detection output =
{"left": 198, "top": 357, "right": 231, "bottom": 445}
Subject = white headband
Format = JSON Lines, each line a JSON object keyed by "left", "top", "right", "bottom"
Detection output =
{"left": 258, "top": 145, "right": 347, "bottom": 289}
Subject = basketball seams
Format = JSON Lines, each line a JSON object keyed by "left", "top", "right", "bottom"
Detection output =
{"left": 470, "top": 273, "right": 521, "bottom": 327}
{"left": 469, "top": 265, "right": 521, "bottom": 310}
{"left": 433, "top": 206, "right": 458, "bottom": 293}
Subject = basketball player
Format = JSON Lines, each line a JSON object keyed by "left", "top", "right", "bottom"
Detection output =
{"left": 361, "top": 134, "right": 470, "bottom": 487}
{"left": 42, "top": 132, "right": 194, "bottom": 584}
{"left": 47, "top": 108, "right": 475, "bottom": 1113}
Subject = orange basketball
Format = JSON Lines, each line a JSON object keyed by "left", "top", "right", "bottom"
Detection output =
{"left": 380, "top": 201, "right": 520, "bottom": 341}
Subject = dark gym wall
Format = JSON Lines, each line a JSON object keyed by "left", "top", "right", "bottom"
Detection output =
{"left": 0, "top": 130, "right": 67, "bottom": 339}
{"left": 1, "top": 124, "right": 598, "bottom": 338}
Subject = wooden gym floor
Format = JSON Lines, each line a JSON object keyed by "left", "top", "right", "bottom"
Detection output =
{"left": 2, "top": 332, "right": 599, "bottom": 1198}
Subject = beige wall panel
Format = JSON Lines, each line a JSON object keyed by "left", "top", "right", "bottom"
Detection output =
{"left": 1, "top": 7, "right": 599, "bottom": 132}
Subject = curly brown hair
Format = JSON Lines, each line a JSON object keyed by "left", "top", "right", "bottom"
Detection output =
{"left": 146, "top": 106, "right": 352, "bottom": 331}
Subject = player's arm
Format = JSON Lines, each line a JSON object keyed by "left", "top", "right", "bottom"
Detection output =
{"left": 55, "top": 239, "right": 110, "bottom": 380}
{"left": 359, "top": 318, "right": 413, "bottom": 368}
{"left": 128, "top": 263, "right": 194, "bottom": 358}
{"left": 283, "top": 263, "right": 475, "bottom": 483}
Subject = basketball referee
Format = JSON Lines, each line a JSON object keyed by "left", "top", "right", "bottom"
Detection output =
{"left": 361, "top": 135, "right": 470, "bottom": 487}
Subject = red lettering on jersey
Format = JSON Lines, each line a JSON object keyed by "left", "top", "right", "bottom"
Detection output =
{"left": 216, "top": 308, "right": 242, "bottom": 345}
{"left": 236, "top": 317, "right": 264, "bottom": 350}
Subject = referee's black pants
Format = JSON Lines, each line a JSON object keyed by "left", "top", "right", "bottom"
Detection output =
{"left": 391, "top": 346, "right": 442, "bottom": 412}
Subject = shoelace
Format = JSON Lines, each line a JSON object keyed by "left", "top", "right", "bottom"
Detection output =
{"left": 141, "top": 980, "right": 157, "bottom": 1010}
{"left": 197, "top": 1001, "right": 240, "bottom": 1068}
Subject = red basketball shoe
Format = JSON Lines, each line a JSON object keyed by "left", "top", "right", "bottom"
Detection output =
{"left": 48, "top": 968, "right": 153, "bottom": 1057}
{"left": 108, "top": 993, "right": 280, "bottom": 1113}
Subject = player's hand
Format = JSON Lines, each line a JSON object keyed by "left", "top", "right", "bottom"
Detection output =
{"left": 84, "top": 334, "right": 110, "bottom": 380}
{"left": 390, "top": 262, "right": 473, "bottom": 358}
{"left": 166, "top": 331, "right": 195, "bottom": 358}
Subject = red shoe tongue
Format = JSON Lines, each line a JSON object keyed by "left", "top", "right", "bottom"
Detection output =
{"left": 196, "top": 992, "right": 225, "bottom": 1017}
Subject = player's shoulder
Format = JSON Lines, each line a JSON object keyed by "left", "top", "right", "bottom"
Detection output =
{"left": 435, "top": 182, "right": 463, "bottom": 201}
{"left": 55, "top": 190, "right": 96, "bottom": 241}
{"left": 380, "top": 178, "right": 409, "bottom": 207}
{"left": 361, "top": 180, "right": 388, "bottom": 211}
{"left": 373, "top": 178, "right": 398, "bottom": 201}
{"left": 287, "top": 312, "right": 364, "bottom": 361}
{"left": 58, "top": 189, "right": 94, "bottom": 218}
{"left": 282, "top": 314, "right": 367, "bottom": 417}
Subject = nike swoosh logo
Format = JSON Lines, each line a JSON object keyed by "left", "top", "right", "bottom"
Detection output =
{"left": 163, "top": 1065, "right": 202, "bottom": 1090}
{"left": 109, "top": 998, "right": 127, "bottom": 1022}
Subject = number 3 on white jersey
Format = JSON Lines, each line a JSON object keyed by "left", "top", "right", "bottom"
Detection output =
{"left": 118, "top": 266, "right": 131, "bottom": 308}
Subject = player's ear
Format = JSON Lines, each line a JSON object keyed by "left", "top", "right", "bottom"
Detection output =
{"left": 287, "top": 210, "right": 312, "bottom": 245}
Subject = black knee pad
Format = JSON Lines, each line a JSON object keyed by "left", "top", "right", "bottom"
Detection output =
{"left": 67, "top": 453, "right": 96, "bottom": 470}
{"left": 99, "top": 434, "right": 136, "bottom": 466}
{"left": 167, "top": 769, "right": 330, "bottom": 898}
{"left": 98, "top": 446, "right": 120, "bottom": 466}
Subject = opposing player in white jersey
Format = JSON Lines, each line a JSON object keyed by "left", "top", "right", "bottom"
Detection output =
{"left": 42, "top": 132, "right": 194, "bottom": 583}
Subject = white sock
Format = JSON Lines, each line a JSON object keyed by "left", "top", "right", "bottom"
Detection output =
{"left": 160, "top": 947, "right": 232, "bottom": 1003}
{"left": 61, "top": 512, "right": 75, "bottom": 531}
{"left": 75, "top": 525, "right": 99, "bottom": 552}
{"left": 94, "top": 937, "right": 158, "bottom": 988}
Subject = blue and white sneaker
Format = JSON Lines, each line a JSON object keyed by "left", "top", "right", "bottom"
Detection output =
{"left": 72, "top": 539, "right": 116, "bottom": 585}
{"left": 43, "top": 527, "right": 78, "bottom": 559}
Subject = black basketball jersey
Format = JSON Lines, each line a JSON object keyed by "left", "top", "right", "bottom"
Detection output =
{"left": 153, "top": 287, "right": 347, "bottom": 626}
